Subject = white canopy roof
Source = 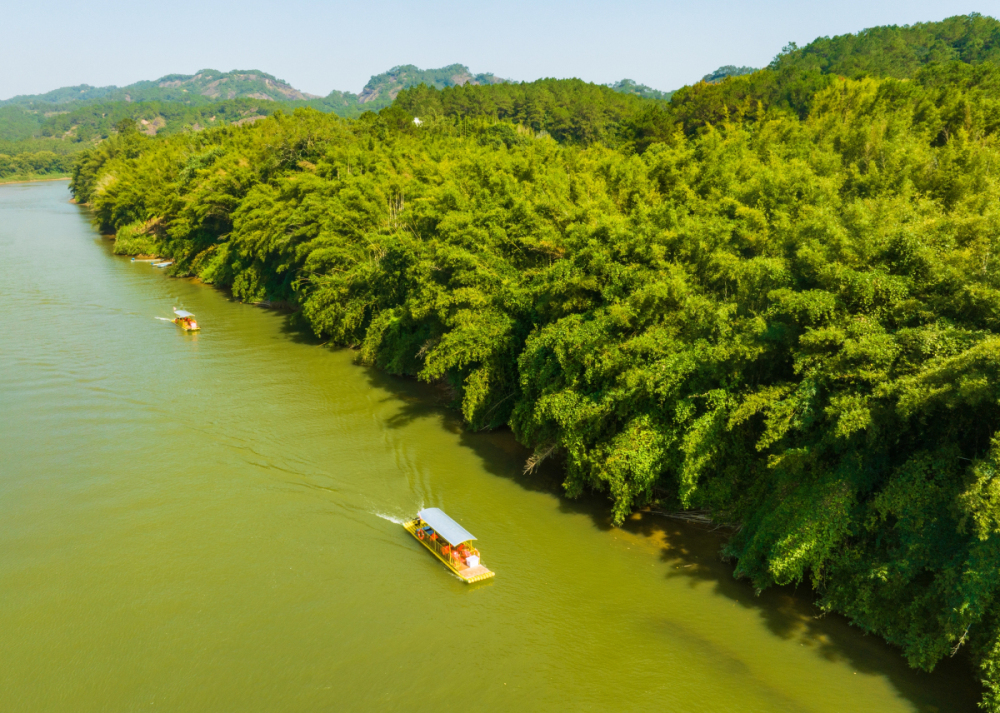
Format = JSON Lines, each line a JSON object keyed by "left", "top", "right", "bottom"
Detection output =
{"left": 173, "top": 310, "right": 194, "bottom": 318}
{"left": 417, "top": 508, "right": 476, "bottom": 545}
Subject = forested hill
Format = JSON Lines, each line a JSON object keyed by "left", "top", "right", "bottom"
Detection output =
{"left": 668, "top": 12, "right": 1000, "bottom": 133}
{"left": 773, "top": 11, "right": 1000, "bottom": 77}
{"left": 0, "top": 64, "right": 509, "bottom": 115}
{"left": 0, "top": 69, "right": 317, "bottom": 108}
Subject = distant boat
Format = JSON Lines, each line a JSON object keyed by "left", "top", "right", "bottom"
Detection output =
{"left": 404, "top": 508, "right": 494, "bottom": 583}
{"left": 153, "top": 261, "right": 173, "bottom": 268}
{"left": 172, "top": 307, "right": 199, "bottom": 332}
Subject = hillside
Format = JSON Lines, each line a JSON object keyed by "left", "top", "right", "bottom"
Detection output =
{"left": 772, "top": 11, "right": 1000, "bottom": 77}
{"left": 0, "top": 64, "right": 513, "bottom": 127}
{"left": 669, "top": 13, "right": 1000, "bottom": 133}
{"left": 358, "top": 63, "right": 505, "bottom": 102}
{"left": 0, "top": 69, "right": 316, "bottom": 108}
{"left": 302, "top": 63, "right": 508, "bottom": 116}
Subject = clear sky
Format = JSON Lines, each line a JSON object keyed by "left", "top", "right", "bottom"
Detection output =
{"left": 0, "top": 1, "right": 989, "bottom": 100}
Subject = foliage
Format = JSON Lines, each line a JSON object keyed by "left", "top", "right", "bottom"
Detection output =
{"left": 670, "top": 14, "right": 1000, "bottom": 134}
{"left": 772, "top": 13, "right": 1000, "bottom": 79}
{"left": 0, "top": 151, "right": 72, "bottom": 180}
{"left": 110, "top": 216, "right": 164, "bottom": 256}
{"left": 394, "top": 78, "right": 674, "bottom": 147}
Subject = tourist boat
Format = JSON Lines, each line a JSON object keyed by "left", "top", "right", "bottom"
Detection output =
{"left": 172, "top": 308, "right": 199, "bottom": 332}
{"left": 404, "top": 508, "right": 495, "bottom": 583}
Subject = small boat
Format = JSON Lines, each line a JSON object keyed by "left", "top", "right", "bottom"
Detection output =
{"left": 153, "top": 261, "right": 174, "bottom": 268}
{"left": 172, "top": 307, "right": 199, "bottom": 332}
{"left": 404, "top": 508, "right": 495, "bottom": 583}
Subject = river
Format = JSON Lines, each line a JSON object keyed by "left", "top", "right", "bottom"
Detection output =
{"left": 0, "top": 181, "right": 979, "bottom": 712}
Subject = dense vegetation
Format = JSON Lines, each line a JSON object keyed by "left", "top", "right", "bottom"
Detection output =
{"left": 774, "top": 12, "right": 1000, "bottom": 78}
{"left": 67, "top": 12, "right": 1000, "bottom": 709}
{"left": 394, "top": 78, "right": 674, "bottom": 147}
{"left": 0, "top": 151, "right": 72, "bottom": 181}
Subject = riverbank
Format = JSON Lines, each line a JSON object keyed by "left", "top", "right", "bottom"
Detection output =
{"left": 0, "top": 174, "right": 70, "bottom": 185}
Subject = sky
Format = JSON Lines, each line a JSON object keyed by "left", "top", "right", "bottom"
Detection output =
{"left": 0, "top": 1, "right": 990, "bottom": 100}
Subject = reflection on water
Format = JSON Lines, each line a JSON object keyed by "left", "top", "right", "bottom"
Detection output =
{"left": 0, "top": 181, "right": 979, "bottom": 713}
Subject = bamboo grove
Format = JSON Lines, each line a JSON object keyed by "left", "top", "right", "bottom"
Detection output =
{"left": 71, "top": 16, "right": 1000, "bottom": 707}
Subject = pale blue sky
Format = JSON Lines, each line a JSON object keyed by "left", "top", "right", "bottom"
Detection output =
{"left": 1, "top": 1, "right": 990, "bottom": 100}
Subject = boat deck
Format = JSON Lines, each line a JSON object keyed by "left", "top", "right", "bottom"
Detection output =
{"left": 456, "top": 564, "right": 494, "bottom": 583}
{"left": 403, "top": 519, "right": 495, "bottom": 583}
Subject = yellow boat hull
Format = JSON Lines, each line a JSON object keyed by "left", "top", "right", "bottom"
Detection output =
{"left": 404, "top": 519, "right": 495, "bottom": 583}
{"left": 173, "top": 318, "right": 200, "bottom": 332}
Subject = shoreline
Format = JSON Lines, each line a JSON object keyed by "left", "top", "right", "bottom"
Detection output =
{"left": 0, "top": 175, "right": 71, "bottom": 186}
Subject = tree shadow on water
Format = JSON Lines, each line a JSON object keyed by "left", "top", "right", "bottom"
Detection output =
{"left": 347, "top": 356, "right": 981, "bottom": 712}
{"left": 277, "top": 308, "right": 325, "bottom": 345}
{"left": 615, "top": 512, "right": 982, "bottom": 712}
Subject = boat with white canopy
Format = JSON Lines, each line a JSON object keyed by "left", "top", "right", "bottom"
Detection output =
{"left": 404, "top": 508, "right": 494, "bottom": 583}
{"left": 172, "top": 307, "right": 199, "bottom": 332}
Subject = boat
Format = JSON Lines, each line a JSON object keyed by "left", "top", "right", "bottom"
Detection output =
{"left": 404, "top": 508, "right": 495, "bottom": 583}
{"left": 153, "top": 261, "right": 174, "bottom": 268}
{"left": 172, "top": 307, "right": 199, "bottom": 332}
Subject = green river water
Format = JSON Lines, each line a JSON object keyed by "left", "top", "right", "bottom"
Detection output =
{"left": 0, "top": 181, "right": 981, "bottom": 712}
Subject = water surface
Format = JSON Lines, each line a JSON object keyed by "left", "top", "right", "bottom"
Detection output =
{"left": 0, "top": 181, "right": 978, "bottom": 712}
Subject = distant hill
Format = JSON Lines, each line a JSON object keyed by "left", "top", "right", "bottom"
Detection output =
{"left": 359, "top": 63, "right": 504, "bottom": 103}
{"left": 303, "top": 63, "right": 507, "bottom": 116}
{"left": 0, "top": 63, "right": 511, "bottom": 151}
{"left": 606, "top": 79, "right": 673, "bottom": 101}
{"left": 0, "top": 64, "right": 508, "bottom": 120}
{"left": 0, "top": 69, "right": 317, "bottom": 108}
{"left": 701, "top": 66, "right": 757, "bottom": 83}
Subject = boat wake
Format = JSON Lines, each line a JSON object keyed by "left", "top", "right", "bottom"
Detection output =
{"left": 371, "top": 510, "right": 409, "bottom": 525}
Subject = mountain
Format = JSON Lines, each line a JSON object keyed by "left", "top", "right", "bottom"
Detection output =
{"left": 0, "top": 69, "right": 318, "bottom": 108}
{"left": 1, "top": 64, "right": 507, "bottom": 120}
{"left": 303, "top": 63, "right": 507, "bottom": 116}
{"left": 358, "top": 63, "right": 504, "bottom": 103}
{"left": 0, "top": 63, "right": 511, "bottom": 152}
{"left": 606, "top": 79, "right": 673, "bottom": 101}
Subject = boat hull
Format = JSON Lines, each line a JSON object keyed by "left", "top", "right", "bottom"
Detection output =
{"left": 403, "top": 519, "right": 495, "bottom": 583}
{"left": 172, "top": 318, "right": 200, "bottom": 332}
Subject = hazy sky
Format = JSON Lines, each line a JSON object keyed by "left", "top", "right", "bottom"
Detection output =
{"left": 0, "top": 1, "right": 988, "bottom": 100}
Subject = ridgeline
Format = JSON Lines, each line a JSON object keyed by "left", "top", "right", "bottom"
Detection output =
{"left": 69, "top": 13, "right": 1000, "bottom": 709}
